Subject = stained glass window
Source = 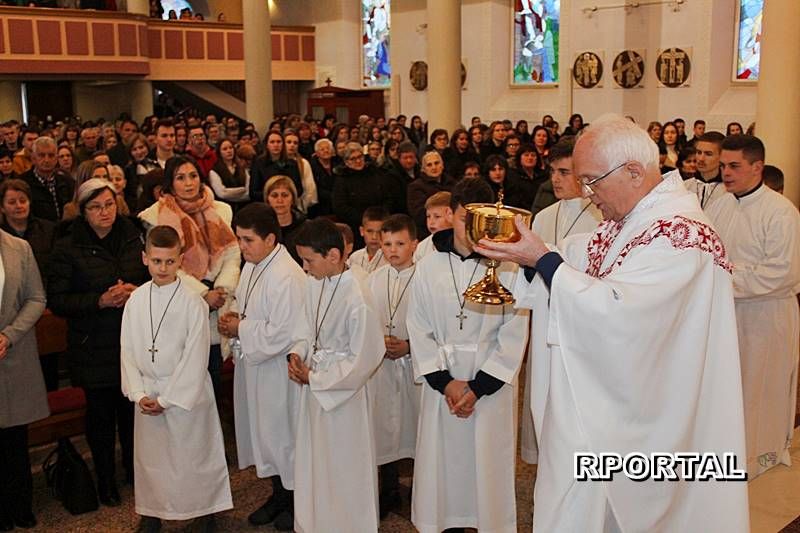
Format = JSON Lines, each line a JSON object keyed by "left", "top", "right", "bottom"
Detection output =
{"left": 361, "top": 0, "right": 391, "bottom": 88}
{"left": 512, "top": 0, "right": 560, "bottom": 85}
{"left": 735, "top": 0, "right": 763, "bottom": 81}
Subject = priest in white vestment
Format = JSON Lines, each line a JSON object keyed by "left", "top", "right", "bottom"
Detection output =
{"left": 289, "top": 218, "right": 386, "bottom": 533}
{"left": 520, "top": 136, "right": 602, "bottom": 465}
{"left": 121, "top": 227, "right": 232, "bottom": 526}
{"left": 479, "top": 116, "right": 749, "bottom": 532}
{"left": 407, "top": 178, "right": 528, "bottom": 533}
{"left": 711, "top": 135, "right": 800, "bottom": 478}
{"left": 217, "top": 204, "right": 307, "bottom": 530}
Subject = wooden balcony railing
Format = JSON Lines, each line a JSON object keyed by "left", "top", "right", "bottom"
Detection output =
{"left": 0, "top": 7, "right": 315, "bottom": 81}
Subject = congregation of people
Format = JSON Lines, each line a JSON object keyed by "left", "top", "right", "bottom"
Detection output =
{"left": 0, "top": 105, "right": 795, "bottom": 533}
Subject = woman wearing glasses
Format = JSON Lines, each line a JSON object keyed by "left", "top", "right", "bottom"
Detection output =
{"left": 48, "top": 178, "right": 149, "bottom": 507}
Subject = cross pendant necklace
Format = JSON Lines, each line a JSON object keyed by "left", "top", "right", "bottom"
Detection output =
{"left": 148, "top": 279, "right": 181, "bottom": 363}
{"left": 447, "top": 254, "right": 481, "bottom": 330}
{"left": 386, "top": 265, "right": 415, "bottom": 335}
{"left": 240, "top": 248, "right": 281, "bottom": 320}
{"left": 313, "top": 270, "right": 344, "bottom": 352}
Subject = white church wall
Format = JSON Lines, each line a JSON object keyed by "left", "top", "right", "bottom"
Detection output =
{"left": 305, "top": 0, "right": 757, "bottom": 131}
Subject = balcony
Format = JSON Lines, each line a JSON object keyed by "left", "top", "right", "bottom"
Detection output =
{"left": 0, "top": 7, "right": 315, "bottom": 81}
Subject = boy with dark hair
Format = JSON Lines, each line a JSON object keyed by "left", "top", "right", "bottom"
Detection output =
{"left": 218, "top": 203, "right": 306, "bottom": 531}
{"left": 366, "top": 214, "right": 420, "bottom": 519}
{"left": 348, "top": 205, "right": 390, "bottom": 274}
{"left": 289, "top": 218, "right": 385, "bottom": 533}
{"left": 121, "top": 225, "right": 232, "bottom": 533}
{"left": 408, "top": 178, "right": 528, "bottom": 533}
{"left": 684, "top": 131, "right": 727, "bottom": 212}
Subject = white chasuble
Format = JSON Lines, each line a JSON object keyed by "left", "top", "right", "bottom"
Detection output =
{"left": 514, "top": 173, "right": 749, "bottom": 532}
{"left": 709, "top": 184, "right": 800, "bottom": 478}
{"left": 121, "top": 280, "right": 232, "bottom": 520}
{"left": 366, "top": 263, "right": 421, "bottom": 464}
{"left": 292, "top": 268, "right": 385, "bottom": 533}
{"left": 232, "top": 244, "right": 306, "bottom": 486}
{"left": 520, "top": 196, "right": 602, "bottom": 464}
{"left": 407, "top": 244, "right": 528, "bottom": 533}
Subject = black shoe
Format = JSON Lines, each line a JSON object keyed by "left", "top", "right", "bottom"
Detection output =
{"left": 247, "top": 497, "right": 283, "bottom": 526}
{"left": 12, "top": 510, "right": 36, "bottom": 529}
{"left": 0, "top": 508, "right": 13, "bottom": 532}
{"left": 98, "top": 483, "right": 121, "bottom": 507}
{"left": 379, "top": 490, "right": 400, "bottom": 520}
{"left": 135, "top": 516, "right": 162, "bottom": 533}
{"left": 273, "top": 508, "right": 294, "bottom": 531}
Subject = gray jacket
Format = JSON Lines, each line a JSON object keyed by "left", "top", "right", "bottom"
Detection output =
{"left": 0, "top": 230, "right": 49, "bottom": 428}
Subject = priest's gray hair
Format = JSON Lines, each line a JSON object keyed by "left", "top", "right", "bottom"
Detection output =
{"left": 577, "top": 114, "right": 659, "bottom": 170}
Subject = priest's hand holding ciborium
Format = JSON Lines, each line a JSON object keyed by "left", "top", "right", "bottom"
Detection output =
{"left": 464, "top": 193, "right": 533, "bottom": 305}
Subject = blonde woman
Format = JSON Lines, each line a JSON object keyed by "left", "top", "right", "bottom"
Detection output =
{"left": 283, "top": 131, "right": 318, "bottom": 214}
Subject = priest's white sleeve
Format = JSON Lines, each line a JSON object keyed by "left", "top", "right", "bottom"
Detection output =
{"left": 120, "top": 297, "right": 147, "bottom": 404}
{"left": 308, "top": 300, "right": 384, "bottom": 411}
{"left": 732, "top": 208, "right": 800, "bottom": 300}
{"left": 238, "top": 275, "right": 307, "bottom": 364}
{"left": 157, "top": 295, "right": 212, "bottom": 411}
{"left": 407, "top": 272, "right": 444, "bottom": 380}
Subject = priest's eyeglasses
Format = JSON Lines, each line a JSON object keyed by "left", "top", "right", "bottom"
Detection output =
{"left": 579, "top": 161, "right": 628, "bottom": 195}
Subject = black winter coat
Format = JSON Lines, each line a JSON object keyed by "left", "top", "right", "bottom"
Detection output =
{"left": 20, "top": 169, "right": 74, "bottom": 222}
{"left": 332, "top": 164, "right": 393, "bottom": 247}
{"left": 47, "top": 216, "right": 148, "bottom": 389}
{"left": 249, "top": 156, "right": 302, "bottom": 202}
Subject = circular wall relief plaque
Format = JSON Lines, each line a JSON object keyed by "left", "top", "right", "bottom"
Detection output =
{"left": 655, "top": 47, "right": 691, "bottom": 87}
{"left": 573, "top": 52, "right": 603, "bottom": 88}
{"left": 612, "top": 50, "right": 645, "bottom": 88}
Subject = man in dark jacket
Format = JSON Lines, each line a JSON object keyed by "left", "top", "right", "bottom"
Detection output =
{"left": 20, "top": 136, "right": 74, "bottom": 222}
{"left": 381, "top": 141, "right": 419, "bottom": 215}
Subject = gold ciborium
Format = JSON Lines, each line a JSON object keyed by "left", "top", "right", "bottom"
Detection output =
{"left": 464, "top": 195, "right": 532, "bottom": 305}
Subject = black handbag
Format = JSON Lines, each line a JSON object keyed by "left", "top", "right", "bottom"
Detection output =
{"left": 42, "top": 437, "right": 99, "bottom": 515}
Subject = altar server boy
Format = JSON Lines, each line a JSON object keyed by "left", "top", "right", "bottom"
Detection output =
{"left": 407, "top": 178, "right": 528, "bottom": 533}
{"left": 367, "top": 214, "right": 420, "bottom": 518}
{"left": 348, "top": 206, "right": 389, "bottom": 273}
{"left": 121, "top": 225, "right": 232, "bottom": 533}
{"left": 288, "top": 218, "right": 385, "bottom": 533}
{"left": 414, "top": 191, "right": 453, "bottom": 262}
{"left": 217, "top": 203, "right": 307, "bottom": 531}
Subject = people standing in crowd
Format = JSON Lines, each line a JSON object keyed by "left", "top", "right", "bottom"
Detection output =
{"left": 0, "top": 227, "right": 49, "bottom": 531}
{"left": 124, "top": 133, "right": 159, "bottom": 213}
{"left": 515, "top": 119, "right": 532, "bottom": 143}
{"left": 208, "top": 138, "right": 250, "bottom": 208}
{"left": 383, "top": 141, "right": 419, "bottom": 215}
{"left": 481, "top": 121, "right": 507, "bottom": 161}
{"left": 56, "top": 144, "right": 78, "bottom": 179}
{"left": 407, "top": 150, "right": 456, "bottom": 240}
{"left": 307, "top": 138, "right": 336, "bottom": 218}
{"left": 562, "top": 113, "right": 584, "bottom": 136}
{"left": 20, "top": 137, "right": 74, "bottom": 222}
{"left": 333, "top": 142, "right": 393, "bottom": 247}
{"left": 283, "top": 131, "right": 318, "bottom": 214}
{"left": 185, "top": 125, "right": 217, "bottom": 179}
{"left": 0, "top": 149, "right": 15, "bottom": 182}
{"left": 249, "top": 132, "right": 303, "bottom": 204}
{"left": 48, "top": 178, "right": 149, "bottom": 507}
{"left": 677, "top": 146, "right": 697, "bottom": 180}
{"left": 152, "top": 120, "right": 176, "bottom": 168}
{"left": 726, "top": 122, "right": 744, "bottom": 136}
{"left": 12, "top": 128, "right": 39, "bottom": 176}
{"left": 263, "top": 175, "right": 307, "bottom": 266}
{"left": 138, "top": 156, "right": 241, "bottom": 402}
{"left": 443, "top": 128, "right": 479, "bottom": 181}
{"left": 0, "top": 179, "right": 55, "bottom": 275}
{"left": 514, "top": 143, "right": 548, "bottom": 210}
{"left": 658, "top": 121, "right": 682, "bottom": 170}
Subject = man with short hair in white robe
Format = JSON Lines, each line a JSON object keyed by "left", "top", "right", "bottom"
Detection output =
{"left": 683, "top": 131, "right": 727, "bottom": 215}
{"left": 218, "top": 204, "right": 307, "bottom": 530}
{"left": 288, "top": 218, "right": 385, "bottom": 533}
{"left": 121, "top": 226, "right": 232, "bottom": 532}
{"left": 520, "top": 136, "right": 602, "bottom": 464}
{"left": 710, "top": 134, "right": 800, "bottom": 478}
{"left": 407, "top": 178, "right": 528, "bottom": 533}
{"left": 480, "top": 116, "right": 749, "bottom": 532}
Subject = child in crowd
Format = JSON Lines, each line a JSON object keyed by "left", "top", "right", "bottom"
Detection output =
{"left": 120, "top": 226, "right": 232, "bottom": 533}
{"left": 414, "top": 191, "right": 453, "bottom": 262}
{"left": 288, "top": 218, "right": 385, "bottom": 533}
{"left": 347, "top": 206, "right": 389, "bottom": 274}
{"left": 367, "top": 214, "right": 421, "bottom": 519}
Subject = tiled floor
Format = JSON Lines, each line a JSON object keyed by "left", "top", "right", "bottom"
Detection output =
{"left": 750, "top": 427, "right": 800, "bottom": 533}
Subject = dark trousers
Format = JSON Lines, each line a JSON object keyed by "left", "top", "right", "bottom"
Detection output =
{"left": 380, "top": 462, "right": 399, "bottom": 495}
{"left": 0, "top": 424, "right": 33, "bottom": 515}
{"left": 83, "top": 387, "right": 134, "bottom": 487}
{"left": 208, "top": 343, "right": 222, "bottom": 403}
{"left": 272, "top": 475, "right": 293, "bottom": 508}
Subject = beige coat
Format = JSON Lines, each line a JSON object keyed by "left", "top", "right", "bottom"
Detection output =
{"left": 0, "top": 230, "right": 49, "bottom": 428}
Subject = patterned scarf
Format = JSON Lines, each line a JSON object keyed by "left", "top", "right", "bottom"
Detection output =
{"left": 157, "top": 186, "right": 237, "bottom": 280}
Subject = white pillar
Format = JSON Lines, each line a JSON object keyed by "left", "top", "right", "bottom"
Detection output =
{"left": 242, "top": 0, "right": 273, "bottom": 134}
{"left": 0, "top": 82, "right": 22, "bottom": 121}
{"left": 755, "top": 0, "right": 800, "bottom": 206}
{"left": 129, "top": 81, "right": 154, "bottom": 122}
{"left": 427, "top": 0, "right": 461, "bottom": 134}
